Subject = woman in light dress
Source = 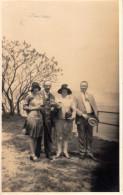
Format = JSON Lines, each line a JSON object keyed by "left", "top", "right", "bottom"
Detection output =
{"left": 55, "top": 84, "right": 76, "bottom": 159}
{"left": 23, "top": 82, "right": 44, "bottom": 161}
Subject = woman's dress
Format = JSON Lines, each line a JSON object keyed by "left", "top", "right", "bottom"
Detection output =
{"left": 23, "top": 92, "right": 43, "bottom": 138}
{"left": 55, "top": 96, "right": 76, "bottom": 141}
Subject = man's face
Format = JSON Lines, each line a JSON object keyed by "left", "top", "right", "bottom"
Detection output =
{"left": 80, "top": 82, "right": 88, "bottom": 93}
{"left": 44, "top": 84, "right": 51, "bottom": 93}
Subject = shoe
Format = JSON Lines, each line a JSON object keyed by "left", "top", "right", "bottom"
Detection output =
{"left": 46, "top": 154, "right": 53, "bottom": 160}
{"left": 87, "top": 153, "right": 98, "bottom": 161}
{"left": 30, "top": 155, "right": 38, "bottom": 161}
{"left": 22, "top": 128, "right": 26, "bottom": 135}
{"left": 55, "top": 153, "right": 61, "bottom": 159}
{"left": 79, "top": 154, "right": 86, "bottom": 160}
{"left": 63, "top": 153, "right": 70, "bottom": 159}
{"left": 35, "top": 153, "right": 40, "bottom": 158}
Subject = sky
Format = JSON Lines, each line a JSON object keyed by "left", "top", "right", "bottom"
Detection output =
{"left": 2, "top": 0, "right": 119, "bottom": 104}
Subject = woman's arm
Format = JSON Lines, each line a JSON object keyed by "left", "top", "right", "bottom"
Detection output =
{"left": 71, "top": 100, "right": 76, "bottom": 118}
{"left": 66, "top": 99, "right": 76, "bottom": 120}
{"left": 23, "top": 104, "right": 43, "bottom": 111}
{"left": 23, "top": 93, "right": 42, "bottom": 111}
{"left": 23, "top": 104, "right": 30, "bottom": 111}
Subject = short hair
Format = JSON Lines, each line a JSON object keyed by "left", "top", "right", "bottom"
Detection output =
{"left": 43, "top": 81, "right": 51, "bottom": 86}
{"left": 80, "top": 81, "right": 88, "bottom": 86}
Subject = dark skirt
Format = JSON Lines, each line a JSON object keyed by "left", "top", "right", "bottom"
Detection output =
{"left": 24, "top": 117, "right": 43, "bottom": 138}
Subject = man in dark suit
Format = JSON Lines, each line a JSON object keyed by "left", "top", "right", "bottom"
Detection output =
{"left": 35, "top": 81, "right": 55, "bottom": 160}
{"left": 75, "top": 81, "right": 98, "bottom": 160}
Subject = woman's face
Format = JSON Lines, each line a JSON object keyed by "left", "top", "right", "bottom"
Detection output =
{"left": 62, "top": 89, "right": 68, "bottom": 97}
{"left": 33, "top": 87, "right": 39, "bottom": 94}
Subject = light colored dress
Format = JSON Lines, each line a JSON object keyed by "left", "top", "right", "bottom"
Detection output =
{"left": 55, "top": 95, "right": 76, "bottom": 141}
{"left": 23, "top": 92, "right": 44, "bottom": 138}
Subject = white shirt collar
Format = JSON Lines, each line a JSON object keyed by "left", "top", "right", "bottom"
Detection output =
{"left": 81, "top": 92, "right": 89, "bottom": 100}
{"left": 81, "top": 91, "right": 88, "bottom": 96}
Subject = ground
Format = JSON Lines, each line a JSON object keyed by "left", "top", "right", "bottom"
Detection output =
{"left": 2, "top": 114, "right": 119, "bottom": 192}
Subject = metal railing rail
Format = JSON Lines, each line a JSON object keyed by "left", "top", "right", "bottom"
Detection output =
{"left": 98, "top": 110, "right": 119, "bottom": 115}
{"left": 97, "top": 110, "right": 119, "bottom": 132}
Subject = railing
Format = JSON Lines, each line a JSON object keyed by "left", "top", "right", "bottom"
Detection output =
{"left": 97, "top": 110, "right": 119, "bottom": 132}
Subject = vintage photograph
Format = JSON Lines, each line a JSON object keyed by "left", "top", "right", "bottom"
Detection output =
{"left": 2, "top": 0, "right": 119, "bottom": 192}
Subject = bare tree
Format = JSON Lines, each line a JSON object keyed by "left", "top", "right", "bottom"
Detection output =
{"left": 2, "top": 37, "right": 62, "bottom": 115}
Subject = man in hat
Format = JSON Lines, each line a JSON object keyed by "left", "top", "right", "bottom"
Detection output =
{"left": 36, "top": 81, "right": 55, "bottom": 160}
{"left": 75, "top": 81, "right": 98, "bottom": 160}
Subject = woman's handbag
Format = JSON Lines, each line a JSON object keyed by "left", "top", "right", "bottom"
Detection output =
{"left": 65, "top": 111, "right": 72, "bottom": 120}
{"left": 65, "top": 107, "right": 73, "bottom": 120}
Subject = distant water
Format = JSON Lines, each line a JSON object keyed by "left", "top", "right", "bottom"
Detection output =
{"left": 97, "top": 103, "right": 119, "bottom": 113}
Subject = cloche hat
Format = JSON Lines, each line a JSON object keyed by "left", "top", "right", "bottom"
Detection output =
{"left": 58, "top": 84, "right": 72, "bottom": 95}
{"left": 31, "top": 82, "right": 41, "bottom": 92}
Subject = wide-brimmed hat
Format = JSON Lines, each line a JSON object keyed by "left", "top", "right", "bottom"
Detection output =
{"left": 58, "top": 84, "right": 72, "bottom": 95}
{"left": 31, "top": 82, "right": 41, "bottom": 92}
{"left": 88, "top": 117, "right": 98, "bottom": 127}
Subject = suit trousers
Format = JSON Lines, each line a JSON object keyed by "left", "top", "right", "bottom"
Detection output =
{"left": 44, "top": 120, "right": 52, "bottom": 155}
{"left": 77, "top": 118, "right": 93, "bottom": 155}
{"left": 35, "top": 136, "right": 42, "bottom": 156}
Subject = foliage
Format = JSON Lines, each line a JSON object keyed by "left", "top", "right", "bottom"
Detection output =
{"left": 2, "top": 37, "right": 62, "bottom": 114}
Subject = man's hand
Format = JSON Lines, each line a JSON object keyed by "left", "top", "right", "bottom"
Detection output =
{"left": 57, "top": 102, "right": 62, "bottom": 108}
{"left": 51, "top": 102, "right": 58, "bottom": 108}
{"left": 51, "top": 107, "right": 54, "bottom": 111}
{"left": 67, "top": 116, "right": 75, "bottom": 120}
{"left": 82, "top": 113, "right": 89, "bottom": 119}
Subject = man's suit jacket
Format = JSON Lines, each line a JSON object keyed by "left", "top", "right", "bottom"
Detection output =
{"left": 75, "top": 92, "right": 98, "bottom": 124}
{"left": 41, "top": 91, "right": 55, "bottom": 127}
{"left": 41, "top": 91, "right": 55, "bottom": 104}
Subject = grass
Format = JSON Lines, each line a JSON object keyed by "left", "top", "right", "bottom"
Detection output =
{"left": 2, "top": 114, "right": 119, "bottom": 192}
